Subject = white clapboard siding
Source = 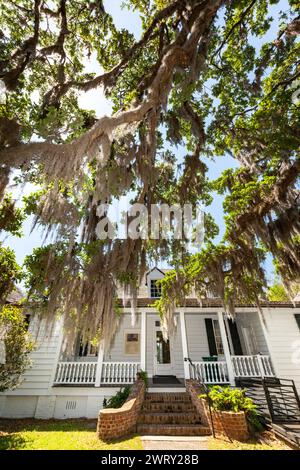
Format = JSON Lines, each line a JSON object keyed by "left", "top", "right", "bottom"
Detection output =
{"left": 104, "top": 313, "right": 141, "bottom": 363}
{"left": 262, "top": 308, "right": 300, "bottom": 393}
{"left": 5, "top": 317, "right": 62, "bottom": 395}
{"left": 236, "top": 311, "right": 269, "bottom": 354}
{"left": 185, "top": 312, "right": 218, "bottom": 360}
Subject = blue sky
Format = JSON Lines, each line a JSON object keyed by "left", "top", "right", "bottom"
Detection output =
{"left": 2, "top": 0, "right": 292, "bottom": 283}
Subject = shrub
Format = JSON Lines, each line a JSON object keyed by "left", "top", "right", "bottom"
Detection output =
{"left": 137, "top": 369, "right": 148, "bottom": 389}
{"left": 200, "top": 385, "right": 263, "bottom": 431}
{"left": 0, "top": 305, "right": 35, "bottom": 392}
{"left": 104, "top": 385, "right": 131, "bottom": 409}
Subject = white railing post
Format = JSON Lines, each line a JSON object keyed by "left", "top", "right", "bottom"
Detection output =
{"left": 95, "top": 339, "right": 105, "bottom": 387}
{"left": 256, "top": 354, "right": 265, "bottom": 377}
{"left": 180, "top": 310, "right": 190, "bottom": 379}
{"left": 217, "top": 311, "right": 235, "bottom": 386}
{"left": 141, "top": 311, "right": 146, "bottom": 371}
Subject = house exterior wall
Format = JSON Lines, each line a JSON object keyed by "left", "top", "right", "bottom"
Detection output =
{"left": 185, "top": 312, "right": 220, "bottom": 360}
{"left": 235, "top": 311, "right": 269, "bottom": 355}
{"left": 2, "top": 316, "right": 63, "bottom": 397}
{"left": 104, "top": 312, "right": 141, "bottom": 363}
{"left": 261, "top": 308, "right": 300, "bottom": 392}
{"left": 1, "top": 304, "right": 300, "bottom": 419}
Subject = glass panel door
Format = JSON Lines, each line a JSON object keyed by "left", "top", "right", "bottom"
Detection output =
{"left": 156, "top": 331, "right": 171, "bottom": 364}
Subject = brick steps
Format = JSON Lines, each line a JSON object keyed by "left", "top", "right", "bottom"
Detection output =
{"left": 139, "top": 412, "right": 201, "bottom": 425}
{"left": 145, "top": 392, "right": 191, "bottom": 403}
{"left": 138, "top": 391, "right": 212, "bottom": 436}
{"left": 137, "top": 423, "right": 211, "bottom": 436}
{"left": 142, "top": 402, "right": 196, "bottom": 413}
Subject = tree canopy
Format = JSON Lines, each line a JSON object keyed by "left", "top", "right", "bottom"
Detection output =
{"left": 0, "top": 0, "right": 299, "bottom": 341}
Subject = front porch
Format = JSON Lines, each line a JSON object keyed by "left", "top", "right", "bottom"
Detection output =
{"left": 53, "top": 309, "right": 276, "bottom": 387}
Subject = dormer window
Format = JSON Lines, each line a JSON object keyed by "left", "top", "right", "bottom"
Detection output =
{"left": 150, "top": 279, "right": 162, "bottom": 298}
{"left": 146, "top": 267, "right": 165, "bottom": 297}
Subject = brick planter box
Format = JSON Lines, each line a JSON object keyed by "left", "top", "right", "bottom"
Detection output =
{"left": 186, "top": 379, "right": 250, "bottom": 442}
{"left": 97, "top": 379, "right": 145, "bottom": 441}
{"left": 211, "top": 409, "right": 249, "bottom": 441}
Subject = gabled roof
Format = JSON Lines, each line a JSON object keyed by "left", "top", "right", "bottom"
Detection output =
{"left": 145, "top": 267, "right": 166, "bottom": 285}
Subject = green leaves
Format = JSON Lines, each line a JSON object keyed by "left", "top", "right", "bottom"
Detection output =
{"left": 0, "top": 194, "right": 25, "bottom": 237}
{"left": 0, "top": 243, "right": 22, "bottom": 303}
{"left": 0, "top": 305, "right": 35, "bottom": 392}
{"left": 0, "top": 1, "right": 299, "bottom": 338}
{"left": 200, "top": 384, "right": 263, "bottom": 430}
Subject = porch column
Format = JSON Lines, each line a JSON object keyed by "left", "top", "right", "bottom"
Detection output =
{"left": 95, "top": 339, "right": 105, "bottom": 387}
{"left": 49, "top": 317, "right": 64, "bottom": 388}
{"left": 141, "top": 311, "right": 146, "bottom": 371}
{"left": 256, "top": 309, "right": 279, "bottom": 377}
{"left": 217, "top": 310, "right": 235, "bottom": 386}
{"left": 180, "top": 310, "right": 190, "bottom": 379}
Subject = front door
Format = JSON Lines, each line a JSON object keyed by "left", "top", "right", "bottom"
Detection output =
{"left": 155, "top": 330, "right": 173, "bottom": 375}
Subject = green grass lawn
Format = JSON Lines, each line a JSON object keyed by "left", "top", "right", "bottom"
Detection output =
{"left": 0, "top": 419, "right": 143, "bottom": 450}
{"left": 208, "top": 432, "right": 291, "bottom": 451}
{"left": 0, "top": 419, "right": 291, "bottom": 451}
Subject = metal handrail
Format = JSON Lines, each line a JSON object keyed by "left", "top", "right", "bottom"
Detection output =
{"left": 184, "top": 357, "right": 215, "bottom": 437}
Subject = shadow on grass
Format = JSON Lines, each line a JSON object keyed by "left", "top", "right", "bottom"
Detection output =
{"left": 0, "top": 418, "right": 97, "bottom": 433}
{"left": 0, "top": 432, "right": 28, "bottom": 450}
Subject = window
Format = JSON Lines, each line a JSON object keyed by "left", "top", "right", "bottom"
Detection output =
{"left": 24, "top": 314, "right": 31, "bottom": 331}
{"left": 150, "top": 279, "right": 162, "bottom": 298}
{"left": 156, "top": 331, "right": 171, "bottom": 364}
{"left": 124, "top": 331, "right": 140, "bottom": 355}
{"left": 295, "top": 314, "right": 300, "bottom": 331}
{"left": 242, "top": 326, "right": 258, "bottom": 355}
{"left": 206, "top": 289, "right": 217, "bottom": 299}
{"left": 79, "top": 340, "right": 98, "bottom": 357}
{"left": 212, "top": 319, "right": 224, "bottom": 355}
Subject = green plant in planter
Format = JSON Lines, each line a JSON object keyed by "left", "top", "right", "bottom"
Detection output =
{"left": 137, "top": 369, "right": 148, "bottom": 389}
{"left": 104, "top": 385, "right": 131, "bottom": 409}
{"left": 199, "top": 386, "right": 263, "bottom": 431}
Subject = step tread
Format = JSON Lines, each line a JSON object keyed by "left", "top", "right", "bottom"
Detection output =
{"left": 141, "top": 411, "right": 199, "bottom": 416}
{"left": 138, "top": 423, "right": 208, "bottom": 428}
{"left": 137, "top": 423, "right": 211, "bottom": 436}
{"left": 143, "top": 402, "right": 196, "bottom": 409}
{"left": 145, "top": 394, "right": 191, "bottom": 403}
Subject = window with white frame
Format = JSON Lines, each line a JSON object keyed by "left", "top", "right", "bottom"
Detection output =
{"left": 212, "top": 319, "right": 224, "bottom": 355}
{"left": 150, "top": 279, "right": 162, "bottom": 298}
{"left": 124, "top": 330, "right": 140, "bottom": 355}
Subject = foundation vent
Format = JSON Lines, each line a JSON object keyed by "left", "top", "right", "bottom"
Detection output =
{"left": 66, "top": 400, "right": 77, "bottom": 410}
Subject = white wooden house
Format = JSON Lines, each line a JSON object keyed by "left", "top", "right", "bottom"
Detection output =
{"left": 1, "top": 267, "right": 300, "bottom": 419}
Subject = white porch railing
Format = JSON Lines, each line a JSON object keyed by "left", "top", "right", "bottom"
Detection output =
{"left": 189, "top": 361, "right": 229, "bottom": 384}
{"left": 231, "top": 355, "right": 275, "bottom": 378}
{"left": 54, "top": 361, "right": 140, "bottom": 386}
{"left": 53, "top": 356, "right": 274, "bottom": 386}
{"left": 189, "top": 355, "right": 275, "bottom": 384}
{"left": 54, "top": 361, "right": 97, "bottom": 385}
{"left": 101, "top": 362, "right": 140, "bottom": 385}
